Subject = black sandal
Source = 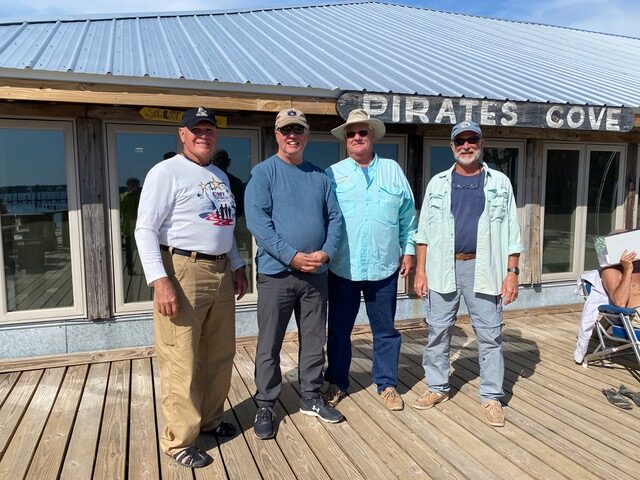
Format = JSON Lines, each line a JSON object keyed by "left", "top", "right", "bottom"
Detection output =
{"left": 202, "top": 421, "right": 237, "bottom": 438}
{"left": 172, "top": 446, "right": 212, "bottom": 468}
{"left": 602, "top": 388, "right": 633, "bottom": 410}
{"left": 619, "top": 384, "right": 640, "bottom": 406}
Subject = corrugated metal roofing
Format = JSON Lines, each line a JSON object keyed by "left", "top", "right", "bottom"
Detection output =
{"left": 1, "top": 1, "right": 639, "bottom": 107}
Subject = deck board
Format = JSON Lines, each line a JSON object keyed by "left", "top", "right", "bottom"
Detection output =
{"left": 0, "top": 312, "right": 639, "bottom": 479}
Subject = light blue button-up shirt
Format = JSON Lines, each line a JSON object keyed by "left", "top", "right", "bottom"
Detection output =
{"left": 327, "top": 155, "right": 417, "bottom": 281}
{"left": 415, "top": 163, "right": 524, "bottom": 295}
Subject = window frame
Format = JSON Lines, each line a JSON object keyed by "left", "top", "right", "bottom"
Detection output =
{"left": 540, "top": 142, "right": 626, "bottom": 281}
{"left": 106, "top": 123, "right": 260, "bottom": 314}
{"left": 0, "top": 118, "right": 85, "bottom": 323}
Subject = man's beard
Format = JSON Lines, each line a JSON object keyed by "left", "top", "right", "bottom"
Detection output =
{"left": 454, "top": 148, "right": 482, "bottom": 166}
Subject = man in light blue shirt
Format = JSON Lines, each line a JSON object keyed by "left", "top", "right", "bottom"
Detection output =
{"left": 323, "top": 109, "right": 417, "bottom": 411}
{"left": 413, "top": 120, "right": 524, "bottom": 427}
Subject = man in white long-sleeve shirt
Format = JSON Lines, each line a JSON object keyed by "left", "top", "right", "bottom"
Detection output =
{"left": 135, "top": 107, "right": 247, "bottom": 469}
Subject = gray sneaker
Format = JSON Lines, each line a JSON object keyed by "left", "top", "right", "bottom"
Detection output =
{"left": 300, "top": 396, "right": 344, "bottom": 423}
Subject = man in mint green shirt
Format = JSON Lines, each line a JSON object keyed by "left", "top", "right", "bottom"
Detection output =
{"left": 413, "top": 120, "right": 524, "bottom": 427}
{"left": 323, "top": 109, "right": 417, "bottom": 411}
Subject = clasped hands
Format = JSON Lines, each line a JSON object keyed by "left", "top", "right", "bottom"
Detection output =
{"left": 290, "top": 251, "right": 328, "bottom": 273}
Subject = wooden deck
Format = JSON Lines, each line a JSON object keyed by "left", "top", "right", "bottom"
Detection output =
{"left": 1, "top": 311, "right": 639, "bottom": 479}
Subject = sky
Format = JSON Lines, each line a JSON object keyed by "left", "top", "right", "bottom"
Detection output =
{"left": 0, "top": 0, "right": 637, "bottom": 38}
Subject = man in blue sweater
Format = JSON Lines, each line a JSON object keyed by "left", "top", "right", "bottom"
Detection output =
{"left": 245, "top": 108, "right": 344, "bottom": 439}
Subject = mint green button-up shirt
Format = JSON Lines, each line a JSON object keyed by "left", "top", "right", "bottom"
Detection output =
{"left": 415, "top": 163, "right": 524, "bottom": 295}
{"left": 327, "top": 155, "right": 417, "bottom": 281}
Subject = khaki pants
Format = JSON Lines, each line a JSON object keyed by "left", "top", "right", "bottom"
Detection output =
{"left": 154, "top": 251, "right": 235, "bottom": 455}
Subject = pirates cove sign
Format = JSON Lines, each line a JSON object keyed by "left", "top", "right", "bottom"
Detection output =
{"left": 336, "top": 92, "right": 635, "bottom": 132}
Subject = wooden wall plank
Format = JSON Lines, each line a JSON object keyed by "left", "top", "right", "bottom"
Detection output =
{"left": 0, "top": 367, "right": 65, "bottom": 480}
{"left": 128, "top": 359, "right": 159, "bottom": 480}
{"left": 0, "top": 369, "right": 43, "bottom": 455}
{"left": 25, "top": 365, "right": 88, "bottom": 480}
{"left": 93, "top": 360, "right": 130, "bottom": 480}
{"left": 76, "top": 117, "right": 111, "bottom": 319}
{"left": 60, "top": 362, "right": 109, "bottom": 480}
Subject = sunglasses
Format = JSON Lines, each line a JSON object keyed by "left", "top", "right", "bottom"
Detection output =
{"left": 346, "top": 129, "right": 370, "bottom": 138}
{"left": 452, "top": 135, "right": 481, "bottom": 146}
{"left": 277, "top": 125, "right": 306, "bottom": 135}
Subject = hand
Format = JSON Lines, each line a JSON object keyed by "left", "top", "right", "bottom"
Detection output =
{"left": 399, "top": 254, "right": 415, "bottom": 278}
{"left": 619, "top": 249, "right": 637, "bottom": 273}
{"left": 501, "top": 272, "right": 519, "bottom": 305}
{"left": 233, "top": 267, "right": 248, "bottom": 301}
{"left": 153, "top": 277, "right": 179, "bottom": 317}
{"left": 290, "top": 252, "right": 324, "bottom": 273}
{"left": 413, "top": 271, "right": 428, "bottom": 299}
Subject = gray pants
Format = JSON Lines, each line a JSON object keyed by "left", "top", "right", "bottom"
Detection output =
{"left": 422, "top": 259, "right": 504, "bottom": 401}
{"left": 254, "top": 270, "right": 328, "bottom": 406}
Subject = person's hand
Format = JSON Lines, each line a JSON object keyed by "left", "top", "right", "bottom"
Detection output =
{"left": 308, "top": 251, "right": 329, "bottom": 266}
{"left": 153, "top": 277, "right": 179, "bottom": 317}
{"left": 399, "top": 254, "right": 415, "bottom": 278}
{"left": 501, "top": 272, "right": 519, "bottom": 305}
{"left": 233, "top": 267, "right": 248, "bottom": 300}
{"left": 290, "top": 252, "right": 324, "bottom": 273}
{"left": 619, "top": 249, "right": 637, "bottom": 273}
{"left": 414, "top": 271, "right": 428, "bottom": 299}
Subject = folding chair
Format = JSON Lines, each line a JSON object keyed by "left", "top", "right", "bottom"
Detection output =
{"left": 582, "top": 304, "right": 640, "bottom": 368}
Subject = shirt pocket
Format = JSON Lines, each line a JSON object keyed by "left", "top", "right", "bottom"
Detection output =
{"left": 426, "top": 192, "right": 445, "bottom": 224}
{"left": 377, "top": 186, "right": 403, "bottom": 225}
{"left": 334, "top": 182, "right": 357, "bottom": 218}
{"left": 487, "top": 189, "right": 508, "bottom": 222}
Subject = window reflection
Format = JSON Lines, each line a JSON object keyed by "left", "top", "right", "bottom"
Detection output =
{"left": 0, "top": 128, "right": 73, "bottom": 312}
{"left": 543, "top": 150, "right": 579, "bottom": 273}
{"left": 305, "top": 141, "right": 340, "bottom": 171}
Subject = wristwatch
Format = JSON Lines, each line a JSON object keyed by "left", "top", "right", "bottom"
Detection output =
{"left": 507, "top": 267, "right": 520, "bottom": 275}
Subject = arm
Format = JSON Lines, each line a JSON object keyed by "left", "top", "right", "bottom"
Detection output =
{"left": 501, "top": 253, "right": 520, "bottom": 305}
{"left": 602, "top": 250, "right": 637, "bottom": 307}
{"left": 244, "top": 169, "right": 298, "bottom": 266}
{"left": 413, "top": 243, "right": 428, "bottom": 298}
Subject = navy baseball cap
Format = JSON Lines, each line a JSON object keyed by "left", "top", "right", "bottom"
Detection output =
{"left": 181, "top": 107, "right": 217, "bottom": 128}
{"left": 451, "top": 120, "right": 482, "bottom": 140}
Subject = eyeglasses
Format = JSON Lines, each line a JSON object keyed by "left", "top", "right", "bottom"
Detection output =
{"left": 277, "top": 125, "right": 306, "bottom": 135}
{"left": 452, "top": 135, "right": 481, "bottom": 147}
{"left": 346, "top": 129, "right": 370, "bottom": 138}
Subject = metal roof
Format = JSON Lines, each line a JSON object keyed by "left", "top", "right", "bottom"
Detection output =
{"left": 1, "top": 1, "right": 639, "bottom": 107}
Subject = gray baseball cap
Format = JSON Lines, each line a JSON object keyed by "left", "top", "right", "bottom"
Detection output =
{"left": 451, "top": 120, "right": 482, "bottom": 140}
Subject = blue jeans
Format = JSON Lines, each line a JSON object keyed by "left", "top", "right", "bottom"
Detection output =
{"left": 422, "top": 259, "right": 504, "bottom": 402}
{"left": 324, "top": 270, "right": 401, "bottom": 394}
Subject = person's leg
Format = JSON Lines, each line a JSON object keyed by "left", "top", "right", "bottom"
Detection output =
{"left": 155, "top": 252, "right": 205, "bottom": 456}
{"left": 422, "top": 288, "right": 460, "bottom": 394}
{"left": 324, "top": 272, "right": 362, "bottom": 392}
{"left": 199, "top": 259, "right": 236, "bottom": 432}
{"left": 295, "top": 271, "right": 329, "bottom": 398}
{"left": 254, "top": 272, "right": 296, "bottom": 406}
{"left": 362, "top": 270, "right": 401, "bottom": 393}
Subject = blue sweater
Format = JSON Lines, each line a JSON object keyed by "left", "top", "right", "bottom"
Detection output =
{"left": 245, "top": 154, "right": 342, "bottom": 275}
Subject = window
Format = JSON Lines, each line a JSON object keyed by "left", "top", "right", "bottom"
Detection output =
{"left": 541, "top": 143, "right": 625, "bottom": 279}
{"left": 0, "top": 120, "right": 84, "bottom": 322}
{"left": 107, "top": 124, "right": 259, "bottom": 312}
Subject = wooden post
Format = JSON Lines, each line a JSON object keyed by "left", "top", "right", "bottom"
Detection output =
{"left": 76, "top": 117, "right": 111, "bottom": 319}
{"left": 625, "top": 143, "right": 638, "bottom": 229}
{"left": 522, "top": 139, "right": 543, "bottom": 286}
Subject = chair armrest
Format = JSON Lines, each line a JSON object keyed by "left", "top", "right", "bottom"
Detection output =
{"left": 598, "top": 304, "right": 637, "bottom": 316}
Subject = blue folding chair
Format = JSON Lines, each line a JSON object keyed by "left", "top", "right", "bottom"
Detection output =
{"left": 582, "top": 304, "right": 640, "bottom": 368}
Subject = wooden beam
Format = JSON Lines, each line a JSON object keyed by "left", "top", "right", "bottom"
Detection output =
{"left": 0, "top": 78, "right": 338, "bottom": 115}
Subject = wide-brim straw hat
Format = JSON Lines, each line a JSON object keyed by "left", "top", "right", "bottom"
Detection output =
{"left": 331, "top": 109, "right": 386, "bottom": 141}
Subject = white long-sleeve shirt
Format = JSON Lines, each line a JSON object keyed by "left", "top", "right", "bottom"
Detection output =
{"left": 135, "top": 154, "right": 245, "bottom": 285}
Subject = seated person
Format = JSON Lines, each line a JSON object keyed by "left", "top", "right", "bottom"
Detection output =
{"left": 601, "top": 249, "right": 640, "bottom": 328}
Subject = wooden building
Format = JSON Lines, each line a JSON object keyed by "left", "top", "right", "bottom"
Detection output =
{"left": 0, "top": 2, "right": 639, "bottom": 358}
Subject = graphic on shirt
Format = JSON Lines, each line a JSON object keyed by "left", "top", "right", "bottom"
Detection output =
{"left": 197, "top": 177, "right": 236, "bottom": 226}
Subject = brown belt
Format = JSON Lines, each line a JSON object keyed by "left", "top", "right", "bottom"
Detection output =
{"left": 454, "top": 253, "right": 476, "bottom": 261}
{"left": 160, "top": 245, "right": 226, "bottom": 261}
